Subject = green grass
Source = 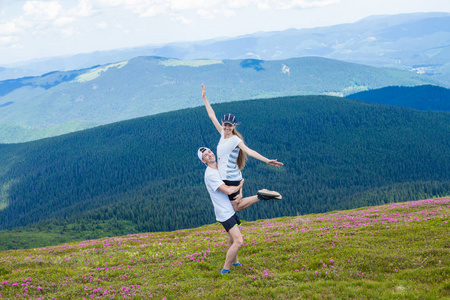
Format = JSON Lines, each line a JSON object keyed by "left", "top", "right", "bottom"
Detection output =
{"left": 74, "top": 61, "right": 128, "bottom": 82}
{"left": 0, "top": 197, "right": 449, "bottom": 299}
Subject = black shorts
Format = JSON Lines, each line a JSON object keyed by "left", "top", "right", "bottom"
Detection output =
{"left": 220, "top": 213, "right": 241, "bottom": 232}
{"left": 223, "top": 180, "right": 241, "bottom": 201}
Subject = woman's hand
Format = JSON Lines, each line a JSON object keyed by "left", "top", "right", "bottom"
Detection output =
{"left": 201, "top": 84, "right": 207, "bottom": 99}
{"left": 267, "top": 159, "right": 284, "bottom": 167}
{"left": 201, "top": 83, "right": 222, "bottom": 134}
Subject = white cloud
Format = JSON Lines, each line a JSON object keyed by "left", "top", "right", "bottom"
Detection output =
{"left": 0, "top": 0, "right": 100, "bottom": 53}
{"left": 0, "top": 35, "right": 19, "bottom": 47}
{"left": 196, "top": 9, "right": 215, "bottom": 19}
{"left": 73, "top": 0, "right": 95, "bottom": 17}
{"left": 96, "top": 21, "right": 108, "bottom": 29}
{"left": 169, "top": 0, "right": 220, "bottom": 11}
{"left": 96, "top": 0, "right": 129, "bottom": 6}
{"left": 171, "top": 14, "right": 194, "bottom": 24}
{"left": 276, "top": 0, "right": 340, "bottom": 9}
{"left": 3, "top": 0, "right": 446, "bottom": 66}
{"left": 139, "top": 5, "right": 167, "bottom": 18}
{"left": 257, "top": 2, "right": 271, "bottom": 10}
{"left": 0, "top": 21, "right": 22, "bottom": 35}
{"left": 222, "top": 8, "right": 236, "bottom": 17}
{"left": 61, "top": 26, "right": 76, "bottom": 37}
{"left": 196, "top": 7, "right": 236, "bottom": 19}
{"left": 228, "top": 0, "right": 255, "bottom": 9}
{"left": 92, "top": 0, "right": 339, "bottom": 20}
{"left": 23, "top": 1, "right": 63, "bottom": 21}
{"left": 96, "top": 0, "right": 167, "bottom": 17}
{"left": 53, "top": 17, "right": 76, "bottom": 27}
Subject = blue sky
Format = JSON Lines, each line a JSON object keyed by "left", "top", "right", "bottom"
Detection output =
{"left": 1, "top": 0, "right": 449, "bottom": 65}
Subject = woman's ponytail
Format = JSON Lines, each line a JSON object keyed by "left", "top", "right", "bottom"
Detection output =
{"left": 233, "top": 128, "right": 247, "bottom": 170}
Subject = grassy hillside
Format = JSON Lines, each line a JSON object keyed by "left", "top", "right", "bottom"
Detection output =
{"left": 346, "top": 85, "right": 450, "bottom": 112}
{"left": 0, "top": 56, "right": 441, "bottom": 143}
{"left": 0, "top": 197, "right": 448, "bottom": 299}
{"left": 0, "top": 95, "right": 449, "bottom": 250}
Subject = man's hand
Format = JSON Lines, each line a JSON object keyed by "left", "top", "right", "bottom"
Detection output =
{"left": 238, "top": 178, "right": 244, "bottom": 188}
{"left": 233, "top": 192, "right": 242, "bottom": 202}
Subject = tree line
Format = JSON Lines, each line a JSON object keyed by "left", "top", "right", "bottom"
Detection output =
{"left": 0, "top": 95, "right": 449, "bottom": 249}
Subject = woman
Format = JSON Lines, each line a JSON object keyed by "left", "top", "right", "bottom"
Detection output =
{"left": 201, "top": 84, "right": 283, "bottom": 202}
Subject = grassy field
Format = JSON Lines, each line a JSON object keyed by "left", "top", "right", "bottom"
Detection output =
{"left": 0, "top": 197, "right": 449, "bottom": 299}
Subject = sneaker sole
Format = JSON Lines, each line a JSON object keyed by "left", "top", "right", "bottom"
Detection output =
{"left": 258, "top": 189, "right": 282, "bottom": 200}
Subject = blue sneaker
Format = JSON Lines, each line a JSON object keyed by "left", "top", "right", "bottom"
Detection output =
{"left": 221, "top": 269, "right": 230, "bottom": 275}
{"left": 232, "top": 263, "right": 241, "bottom": 267}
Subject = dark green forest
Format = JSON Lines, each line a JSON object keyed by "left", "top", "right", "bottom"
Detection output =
{"left": 346, "top": 85, "right": 450, "bottom": 112}
{"left": 0, "top": 95, "right": 449, "bottom": 250}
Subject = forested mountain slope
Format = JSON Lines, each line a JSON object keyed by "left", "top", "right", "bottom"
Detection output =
{"left": 0, "top": 95, "right": 449, "bottom": 249}
{"left": 346, "top": 85, "right": 450, "bottom": 112}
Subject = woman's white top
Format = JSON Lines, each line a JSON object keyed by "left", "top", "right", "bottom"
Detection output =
{"left": 217, "top": 130, "right": 243, "bottom": 181}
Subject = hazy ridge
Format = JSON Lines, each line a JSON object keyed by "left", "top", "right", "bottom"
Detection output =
{"left": 0, "top": 56, "right": 440, "bottom": 143}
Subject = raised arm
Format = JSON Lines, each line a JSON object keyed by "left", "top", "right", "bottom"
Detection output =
{"left": 218, "top": 179, "right": 244, "bottom": 195}
{"left": 202, "top": 84, "right": 222, "bottom": 134}
{"left": 238, "top": 142, "right": 284, "bottom": 167}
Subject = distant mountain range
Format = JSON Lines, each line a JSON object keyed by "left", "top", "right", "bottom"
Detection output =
{"left": 0, "top": 95, "right": 449, "bottom": 249}
{"left": 0, "top": 56, "right": 440, "bottom": 143}
{"left": 2, "top": 12, "right": 449, "bottom": 85}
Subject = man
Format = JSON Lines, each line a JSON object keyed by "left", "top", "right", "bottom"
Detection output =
{"left": 198, "top": 146, "right": 282, "bottom": 274}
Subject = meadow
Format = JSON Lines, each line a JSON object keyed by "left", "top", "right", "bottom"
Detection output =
{"left": 0, "top": 197, "right": 449, "bottom": 299}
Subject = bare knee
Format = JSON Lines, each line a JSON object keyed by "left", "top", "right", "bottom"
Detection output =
{"left": 228, "top": 226, "right": 244, "bottom": 248}
{"left": 231, "top": 201, "right": 242, "bottom": 212}
{"left": 233, "top": 237, "right": 244, "bottom": 248}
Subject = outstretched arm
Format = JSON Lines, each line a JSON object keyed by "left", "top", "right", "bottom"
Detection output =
{"left": 202, "top": 84, "right": 222, "bottom": 134}
{"left": 238, "top": 142, "right": 284, "bottom": 167}
{"left": 218, "top": 179, "right": 244, "bottom": 195}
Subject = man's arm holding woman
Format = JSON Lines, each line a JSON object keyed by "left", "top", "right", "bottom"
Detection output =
{"left": 218, "top": 179, "right": 244, "bottom": 196}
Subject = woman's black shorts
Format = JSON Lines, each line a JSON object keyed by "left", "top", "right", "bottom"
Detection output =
{"left": 223, "top": 180, "right": 241, "bottom": 201}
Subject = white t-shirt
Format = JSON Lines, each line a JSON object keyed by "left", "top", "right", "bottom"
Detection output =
{"left": 204, "top": 166, "right": 235, "bottom": 222}
{"left": 217, "top": 130, "right": 243, "bottom": 181}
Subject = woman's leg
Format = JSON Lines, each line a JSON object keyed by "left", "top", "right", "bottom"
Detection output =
{"left": 233, "top": 195, "right": 260, "bottom": 212}
{"left": 223, "top": 180, "right": 241, "bottom": 201}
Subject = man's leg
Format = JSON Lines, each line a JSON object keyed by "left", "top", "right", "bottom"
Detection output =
{"left": 223, "top": 226, "right": 243, "bottom": 270}
{"left": 227, "top": 234, "right": 239, "bottom": 265}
